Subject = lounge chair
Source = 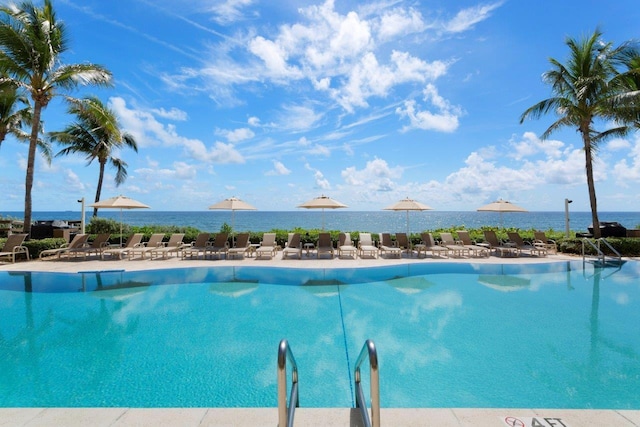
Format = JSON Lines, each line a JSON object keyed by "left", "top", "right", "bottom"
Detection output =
{"left": 507, "top": 232, "right": 547, "bottom": 257}
{"left": 0, "top": 233, "right": 29, "bottom": 263}
{"left": 337, "top": 232, "right": 357, "bottom": 259}
{"left": 182, "top": 233, "right": 211, "bottom": 259}
{"left": 101, "top": 233, "right": 144, "bottom": 260}
{"left": 483, "top": 230, "right": 519, "bottom": 257}
{"left": 149, "top": 233, "right": 185, "bottom": 259}
{"left": 439, "top": 232, "right": 470, "bottom": 257}
{"left": 282, "top": 233, "right": 302, "bottom": 259}
{"left": 395, "top": 232, "right": 412, "bottom": 256}
{"left": 206, "top": 232, "right": 229, "bottom": 259}
{"left": 228, "top": 233, "right": 251, "bottom": 260}
{"left": 379, "top": 233, "right": 401, "bottom": 258}
{"left": 358, "top": 233, "right": 378, "bottom": 258}
{"left": 64, "top": 233, "right": 111, "bottom": 259}
{"left": 534, "top": 231, "right": 557, "bottom": 254}
{"left": 416, "top": 233, "right": 449, "bottom": 258}
{"left": 255, "top": 233, "right": 278, "bottom": 259}
{"left": 128, "top": 233, "right": 165, "bottom": 260}
{"left": 317, "top": 232, "right": 334, "bottom": 259}
{"left": 455, "top": 230, "right": 490, "bottom": 258}
{"left": 39, "top": 233, "right": 89, "bottom": 260}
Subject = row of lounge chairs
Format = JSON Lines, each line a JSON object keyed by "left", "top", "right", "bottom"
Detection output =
{"left": 6, "top": 229, "right": 556, "bottom": 263}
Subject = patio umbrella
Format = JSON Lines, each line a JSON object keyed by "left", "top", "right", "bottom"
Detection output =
{"left": 383, "top": 197, "right": 433, "bottom": 235}
{"left": 89, "top": 195, "right": 150, "bottom": 245}
{"left": 476, "top": 199, "right": 527, "bottom": 228}
{"left": 208, "top": 197, "right": 257, "bottom": 244}
{"left": 297, "top": 195, "right": 347, "bottom": 230}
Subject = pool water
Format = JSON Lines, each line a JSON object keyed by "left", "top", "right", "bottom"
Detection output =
{"left": 0, "top": 261, "right": 639, "bottom": 409}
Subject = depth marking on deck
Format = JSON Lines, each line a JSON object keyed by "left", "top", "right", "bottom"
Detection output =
{"left": 502, "top": 416, "right": 569, "bottom": 427}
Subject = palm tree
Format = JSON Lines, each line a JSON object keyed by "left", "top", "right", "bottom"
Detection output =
{"left": 0, "top": 81, "right": 30, "bottom": 146}
{"left": 520, "top": 29, "right": 639, "bottom": 239}
{"left": 51, "top": 96, "right": 138, "bottom": 217}
{"left": 0, "top": 0, "right": 112, "bottom": 235}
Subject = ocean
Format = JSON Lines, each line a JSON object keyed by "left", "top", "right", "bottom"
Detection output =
{"left": 2, "top": 210, "right": 640, "bottom": 234}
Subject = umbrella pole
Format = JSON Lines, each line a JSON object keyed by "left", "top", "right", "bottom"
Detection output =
{"left": 322, "top": 208, "right": 325, "bottom": 231}
{"left": 119, "top": 208, "right": 123, "bottom": 246}
{"left": 232, "top": 210, "right": 235, "bottom": 247}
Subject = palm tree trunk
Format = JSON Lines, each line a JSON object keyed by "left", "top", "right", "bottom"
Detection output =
{"left": 93, "top": 160, "right": 106, "bottom": 217}
{"left": 23, "top": 102, "right": 43, "bottom": 236}
{"left": 583, "top": 136, "right": 601, "bottom": 239}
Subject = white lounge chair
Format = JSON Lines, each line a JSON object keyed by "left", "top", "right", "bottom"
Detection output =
{"left": 0, "top": 233, "right": 29, "bottom": 263}
{"left": 102, "top": 233, "right": 145, "bottom": 260}
{"left": 64, "top": 233, "right": 111, "bottom": 260}
{"left": 39, "top": 233, "right": 89, "bottom": 260}
{"left": 439, "top": 232, "right": 470, "bottom": 257}
{"left": 358, "top": 233, "right": 378, "bottom": 258}
{"left": 282, "top": 233, "right": 302, "bottom": 259}
{"left": 455, "top": 230, "right": 490, "bottom": 258}
{"left": 256, "top": 233, "right": 278, "bottom": 259}
{"left": 337, "top": 232, "right": 357, "bottom": 259}
{"left": 129, "top": 233, "right": 165, "bottom": 260}
{"left": 416, "top": 233, "right": 449, "bottom": 258}
{"left": 149, "top": 233, "right": 185, "bottom": 259}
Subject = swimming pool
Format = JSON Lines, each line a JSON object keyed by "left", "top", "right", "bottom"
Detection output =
{"left": 0, "top": 261, "right": 638, "bottom": 409}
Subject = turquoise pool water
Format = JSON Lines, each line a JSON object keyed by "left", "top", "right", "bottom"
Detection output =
{"left": 0, "top": 261, "right": 639, "bottom": 409}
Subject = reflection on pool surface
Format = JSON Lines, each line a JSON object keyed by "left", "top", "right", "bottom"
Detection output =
{"left": 0, "top": 261, "right": 639, "bottom": 409}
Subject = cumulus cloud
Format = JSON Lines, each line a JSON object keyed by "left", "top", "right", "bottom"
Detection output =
{"left": 216, "top": 127, "right": 255, "bottom": 142}
{"left": 613, "top": 136, "right": 640, "bottom": 185}
{"left": 151, "top": 107, "right": 188, "bottom": 121}
{"left": 164, "top": 0, "right": 456, "bottom": 115}
{"left": 109, "top": 97, "right": 245, "bottom": 164}
{"left": 396, "top": 84, "right": 462, "bottom": 132}
{"left": 341, "top": 158, "right": 402, "bottom": 192}
{"left": 266, "top": 160, "right": 292, "bottom": 176}
{"left": 305, "top": 163, "right": 331, "bottom": 189}
{"left": 377, "top": 7, "right": 426, "bottom": 41}
{"left": 135, "top": 161, "right": 198, "bottom": 181}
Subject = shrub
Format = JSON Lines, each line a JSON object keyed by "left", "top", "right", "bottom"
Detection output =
{"left": 87, "top": 217, "right": 129, "bottom": 235}
{"left": 23, "top": 238, "right": 66, "bottom": 259}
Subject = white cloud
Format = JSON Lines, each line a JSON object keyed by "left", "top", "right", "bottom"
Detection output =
{"left": 613, "top": 136, "right": 640, "bottom": 185}
{"left": 377, "top": 8, "right": 426, "bottom": 41}
{"left": 305, "top": 163, "right": 331, "bottom": 189}
{"left": 266, "top": 160, "right": 291, "bottom": 176}
{"left": 607, "top": 137, "right": 631, "bottom": 151}
{"left": 248, "top": 116, "right": 261, "bottom": 126}
{"left": 396, "top": 84, "right": 461, "bottom": 132}
{"left": 509, "top": 131, "right": 564, "bottom": 160}
{"left": 216, "top": 127, "right": 255, "bottom": 142}
{"left": 164, "top": 0, "right": 453, "bottom": 113}
{"left": 341, "top": 158, "right": 402, "bottom": 192}
{"left": 209, "top": 0, "right": 255, "bottom": 25}
{"left": 443, "top": 2, "right": 503, "bottom": 33}
{"left": 151, "top": 107, "right": 188, "bottom": 121}
{"left": 64, "top": 169, "right": 86, "bottom": 192}
{"left": 109, "top": 97, "right": 245, "bottom": 164}
{"left": 278, "top": 105, "right": 323, "bottom": 131}
{"left": 135, "top": 161, "right": 198, "bottom": 181}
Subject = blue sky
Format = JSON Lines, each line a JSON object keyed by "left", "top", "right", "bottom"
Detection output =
{"left": 2, "top": 0, "right": 640, "bottom": 212}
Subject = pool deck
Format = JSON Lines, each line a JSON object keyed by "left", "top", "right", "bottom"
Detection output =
{"left": 2, "top": 252, "right": 639, "bottom": 426}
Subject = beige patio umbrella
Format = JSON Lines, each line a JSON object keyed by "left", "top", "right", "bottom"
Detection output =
{"left": 297, "top": 195, "right": 347, "bottom": 230}
{"left": 208, "top": 197, "right": 257, "bottom": 244}
{"left": 89, "top": 195, "right": 150, "bottom": 245}
{"left": 383, "top": 197, "right": 433, "bottom": 235}
{"left": 476, "top": 199, "right": 527, "bottom": 228}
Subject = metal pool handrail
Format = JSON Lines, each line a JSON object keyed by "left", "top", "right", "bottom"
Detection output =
{"left": 582, "top": 237, "right": 622, "bottom": 266}
{"left": 354, "top": 339, "right": 380, "bottom": 427}
{"left": 277, "top": 339, "right": 299, "bottom": 427}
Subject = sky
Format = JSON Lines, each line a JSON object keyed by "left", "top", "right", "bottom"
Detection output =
{"left": 2, "top": 0, "right": 640, "bottom": 212}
